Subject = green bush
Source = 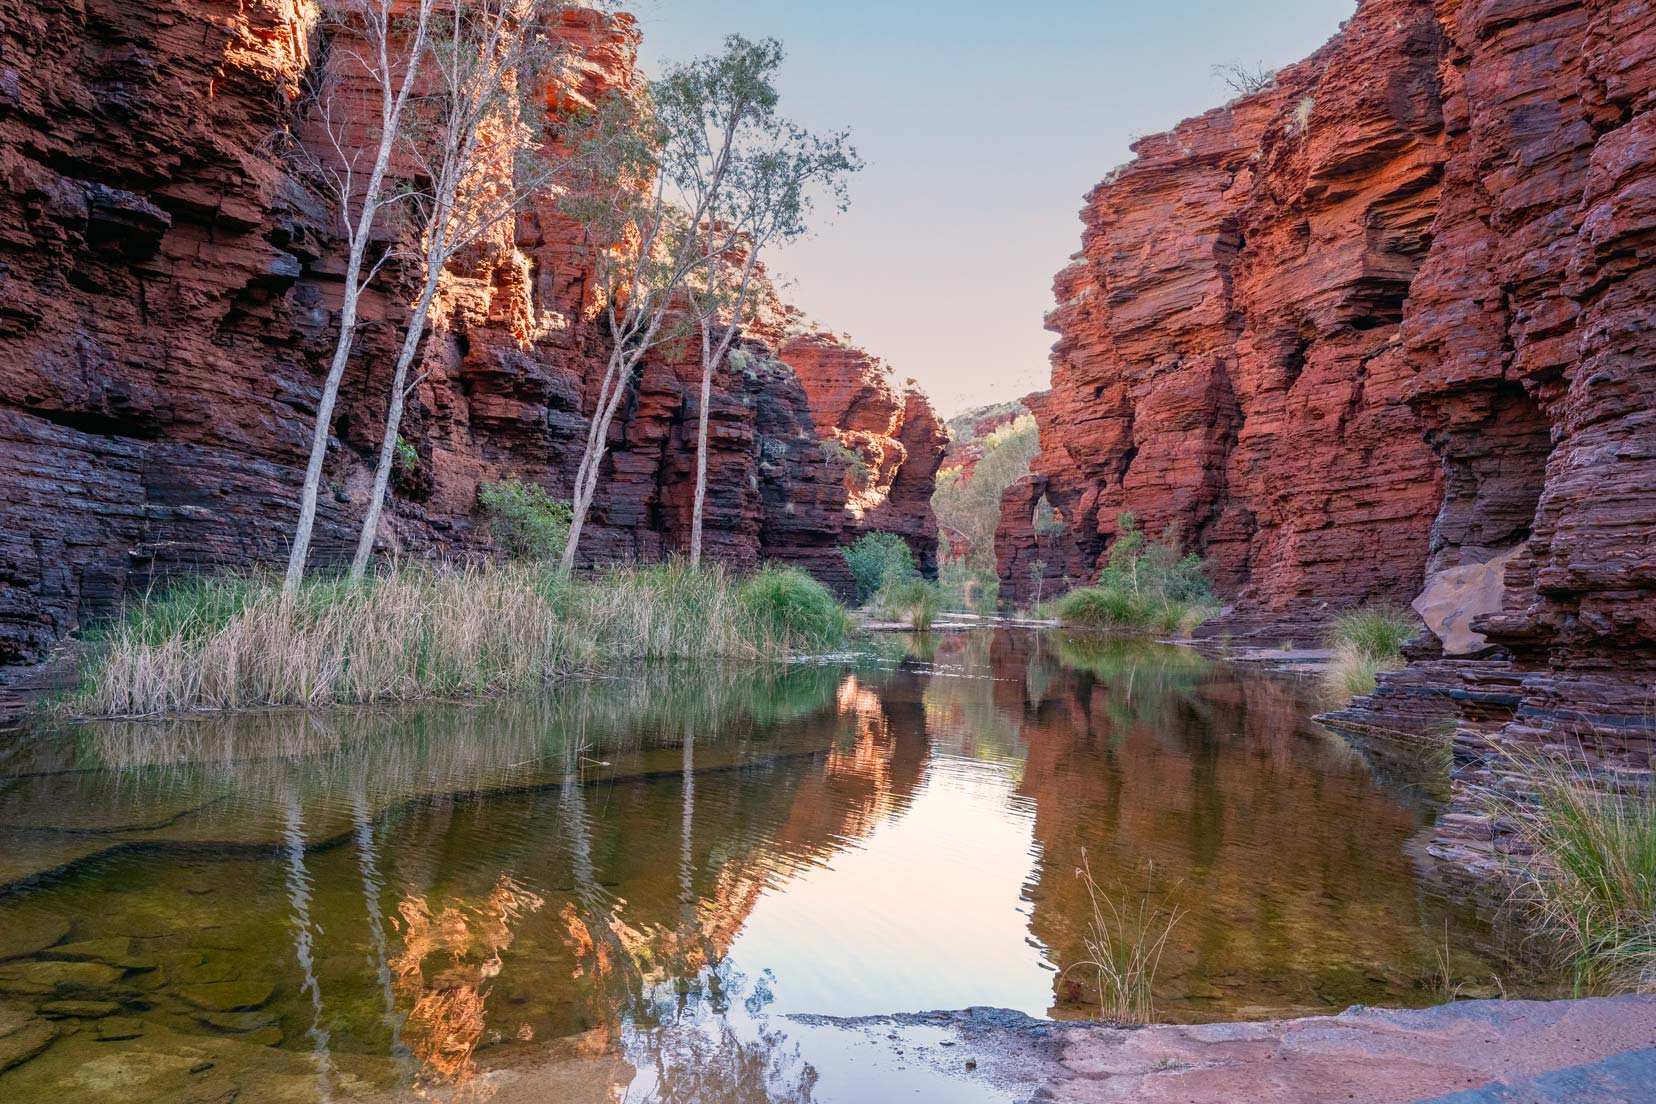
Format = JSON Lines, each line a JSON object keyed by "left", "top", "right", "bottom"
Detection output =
{"left": 842, "top": 531, "right": 917, "bottom": 603}
{"left": 1051, "top": 514, "right": 1218, "bottom": 634}
{"left": 479, "top": 477, "right": 573, "bottom": 562}
{"left": 738, "top": 565, "right": 852, "bottom": 651}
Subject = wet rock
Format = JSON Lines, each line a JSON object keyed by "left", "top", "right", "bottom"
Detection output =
{"left": 0, "top": 1001, "right": 55, "bottom": 1070}
{"left": 40, "top": 937, "right": 158, "bottom": 971}
{"left": 193, "top": 1010, "right": 278, "bottom": 1033}
{"left": 95, "top": 1016, "right": 146, "bottom": 1041}
{"left": 38, "top": 1000, "right": 121, "bottom": 1019}
{"left": 0, "top": 912, "right": 71, "bottom": 961}
{"left": 175, "top": 980, "right": 275, "bottom": 1012}
{"left": 0, "top": 959, "right": 124, "bottom": 997}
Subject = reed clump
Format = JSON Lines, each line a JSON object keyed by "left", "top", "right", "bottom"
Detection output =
{"left": 1063, "top": 851, "right": 1185, "bottom": 1024}
{"left": 69, "top": 561, "right": 850, "bottom": 718}
{"left": 1321, "top": 603, "right": 1417, "bottom": 701}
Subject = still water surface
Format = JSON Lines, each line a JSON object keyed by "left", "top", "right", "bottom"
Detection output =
{"left": 0, "top": 631, "right": 1536, "bottom": 1101}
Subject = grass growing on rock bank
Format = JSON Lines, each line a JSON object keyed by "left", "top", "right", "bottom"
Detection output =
{"left": 68, "top": 561, "right": 851, "bottom": 718}
{"left": 1051, "top": 514, "right": 1219, "bottom": 635}
{"left": 1494, "top": 748, "right": 1656, "bottom": 994}
{"left": 1321, "top": 604, "right": 1417, "bottom": 702}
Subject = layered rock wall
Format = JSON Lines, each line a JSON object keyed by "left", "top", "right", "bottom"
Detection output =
{"left": 1000, "top": 0, "right": 1449, "bottom": 623}
{"left": 1008, "top": 0, "right": 1655, "bottom": 872}
{"left": 0, "top": 0, "right": 939, "bottom": 670}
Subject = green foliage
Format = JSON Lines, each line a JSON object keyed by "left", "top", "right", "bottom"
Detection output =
{"left": 931, "top": 411, "right": 1041, "bottom": 577}
{"left": 1053, "top": 514, "right": 1217, "bottom": 634}
{"left": 1034, "top": 495, "right": 1066, "bottom": 538}
{"left": 1320, "top": 603, "right": 1416, "bottom": 703}
{"left": 1496, "top": 753, "right": 1656, "bottom": 993}
{"left": 1326, "top": 604, "right": 1418, "bottom": 661}
{"left": 394, "top": 435, "right": 419, "bottom": 473}
{"left": 842, "top": 531, "right": 918, "bottom": 603}
{"left": 879, "top": 577, "right": 944, "bottom": 631}
{"left": 939, "top": 559, "right": 999, "bottom": 613}
{"left": 737, "top": 565, "right": 852, "bottom": 651}
{"left": 824, "top": 439, "right": 871, "bottom": 484}
{"left": 479, "top": 477, "right": 573, "bottom": 563}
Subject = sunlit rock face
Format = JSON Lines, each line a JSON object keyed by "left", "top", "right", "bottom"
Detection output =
{"left": 0, "top": 2, "right": 941, "bottom": 668}
{"left": 1007, "top": 0, "right": 1656, "bottom": 870}
{"left": 999, "top": 0, "right": 1449, "bottom": 619}
{"left": 779, "top": 332, "right": 947, "bottom": 578}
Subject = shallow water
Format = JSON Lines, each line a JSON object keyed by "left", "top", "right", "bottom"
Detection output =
{"left": 0, "top": 630, "right": 1544, "bottom": 1101}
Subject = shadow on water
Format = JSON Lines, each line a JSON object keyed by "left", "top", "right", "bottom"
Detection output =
{"left": 0, "top": 630, "right": 1557, "bottom": 1102}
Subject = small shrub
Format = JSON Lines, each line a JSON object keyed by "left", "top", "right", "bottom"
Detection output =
{"left": 824, "top": 438, "right": 871, "bottom": 484}
{"left": 479, "top": 477, "right": 572, "bottom": 563}
{"left": 1050, "top": 514, "right": 1218, "bottom": 634}
{"left": 394, "top": 434, "right": 420, "bottom": 472}
{"left": 879, "top": 577, "right": 943, "bottom": 631}
{"left": 842, "top": 531, "right": 917, "bottom": 603}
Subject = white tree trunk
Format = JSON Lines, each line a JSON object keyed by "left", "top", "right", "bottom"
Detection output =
{"left": 349, "top": 266, "right": 444, "bottom": 578}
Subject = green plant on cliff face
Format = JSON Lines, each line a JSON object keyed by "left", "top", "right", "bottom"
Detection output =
{"left": 479, "top": 477, "right": 573, "bottom": 563}
{"left": 825, "top": 438, "right": 871, "bottom": 485}
{"left": 1492, "top": 747, "right": 1656, "bottom": 994}
{"left": 1321, "top": 603, "right": 1417, "bottom": 702}
{"left": 394, "top": 434, "right": 420, "bottom": 473}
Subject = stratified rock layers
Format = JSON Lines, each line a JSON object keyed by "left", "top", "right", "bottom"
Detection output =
{"left": 0, "top": 1, "right": 940, "bottom": 667}
{"left": 1000, "top": 0, "right": 1449, "bottom": 620}
{"left": 1008, "top": 0, "right": 1655, "bottom": 872}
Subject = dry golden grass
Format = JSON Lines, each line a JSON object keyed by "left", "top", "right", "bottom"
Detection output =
{"left": 68, "top": 561, "right": 850, "bottom": 718}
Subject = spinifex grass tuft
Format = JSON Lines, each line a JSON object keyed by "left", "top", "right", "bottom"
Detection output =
{"left": 1493, "top": 745, "right": 1656, "bottom": 994}
{"left": 69, "top": 561, "right": 852, "bottom": 718}
{"left": 1321, "top": 603, "right": 1417, "bottom": 703}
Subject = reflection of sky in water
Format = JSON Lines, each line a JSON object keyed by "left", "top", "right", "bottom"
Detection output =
{"left": 729, "top": 752, "right": 1049, "bottom": 1018}
{"left": 0, "top": 633, "right": 1551, "bottom": 1103}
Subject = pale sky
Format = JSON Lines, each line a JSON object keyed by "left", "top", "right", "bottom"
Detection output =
{"left": 635, "top": 1, "right": 1357, "bottom": 417}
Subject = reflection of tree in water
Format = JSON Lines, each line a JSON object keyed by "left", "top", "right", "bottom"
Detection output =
{"left": 629, "top": 1015, "right": 819, "bottom": 1104}
{"left": 387, "top": 874, "right": 546, "bottom": 1096}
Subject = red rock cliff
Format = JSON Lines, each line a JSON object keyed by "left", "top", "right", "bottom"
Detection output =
{"left": 0, "top": 1, "right": 941, "bottom": 671}
{"left": 1000, "top": 0, "right": 1449, "bottom": 623}
{"left": 1006, "top": 0, "right": 1655, "bottom": 869}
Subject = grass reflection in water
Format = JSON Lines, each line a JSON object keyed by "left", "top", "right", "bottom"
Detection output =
{"left": 0, "top": 631, "right": 1558, "bottom": 1102}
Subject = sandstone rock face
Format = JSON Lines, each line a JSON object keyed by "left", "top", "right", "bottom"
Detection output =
{"left": 1012, "top": 0, "right": 1656, "bottom": 870}
{"left": 1000, "top": 0, "right": 1449, "bottom": 616}
{"left": 0, "top": 2, "right": 940, "bottom": 669}
{"left": 779, "top": 332, "right": 947, "bottom": 578}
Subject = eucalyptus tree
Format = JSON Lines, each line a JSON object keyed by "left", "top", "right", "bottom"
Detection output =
{"left": 348, "top": 0, "right": 589, "bottom": 578}
{"left": 660, "top": 38, "right": 859, "bottom": 566}
{"left": 285, "top": 0, "right": 436, "bottom": 597}
{"left": 557, "top": 36, "right": 857, "bottom": 574}
{"left": 555, "top": 89, "right": 716, "bottom": 575}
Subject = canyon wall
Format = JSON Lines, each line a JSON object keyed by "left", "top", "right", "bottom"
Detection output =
{"left": 1006, "top": 0, "right": 1655, "bottom": 871}
{"left": 0, "top": 0, "right": 941, "bottom": 672}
